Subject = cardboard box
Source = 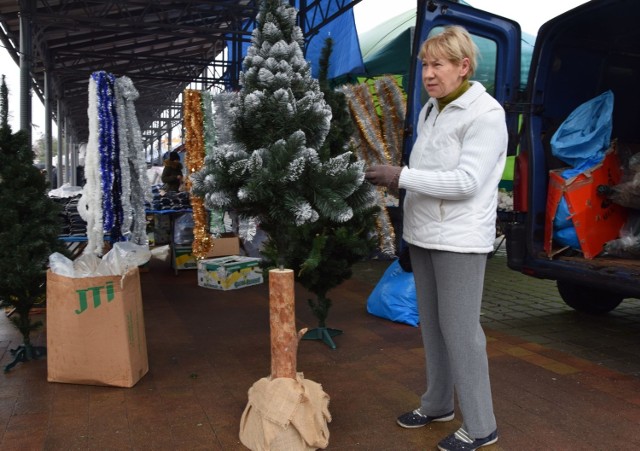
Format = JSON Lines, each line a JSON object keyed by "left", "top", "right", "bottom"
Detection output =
{"left": 198, "top": 256, "right": 263, "bottom": 290}
{"left": 206, "top": 234, "right": 241, "bottom": 258}
{"left": 173, "top": 235, "right": 240, "bottom": 270}
{"left": 46, "top": 267, "right": 148, "bottom": 387}
{"left": 544, "top": 145, "right": 627, "bottom": 259}
{"left": 174, "top": 245, "right": 198, "bottom": 270}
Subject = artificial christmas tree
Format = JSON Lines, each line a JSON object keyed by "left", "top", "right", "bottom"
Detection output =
{"left": 262, "top": 37, "right": 378, "bottom": 349}
{"left": 191, "top": 0, "right": 374, "bottom": 266}
{"left": 0, "top": 75, "right": 65, "bottom": 371}
{"left": 191, "top": 0, "right": 377, "bottom": 448}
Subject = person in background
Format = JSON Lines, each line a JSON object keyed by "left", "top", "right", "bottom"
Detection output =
{"left": 161, "top": 150, "right": 183, "bottom": 191}
{"left": 365, "top": 25, "right": 507, "bottom": 451}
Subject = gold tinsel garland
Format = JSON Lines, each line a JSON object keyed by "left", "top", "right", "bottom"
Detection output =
{"left": 376, "top": 77, "right": 406, "bottom": 166}
{"left": 183, "top": 89, "right": 212, "bottom": 259}
{"left": 343, "top": 83, "right": 390, "bottom": 165}
{"left": 340, "top": 76, "right": 409, "bottom": 257}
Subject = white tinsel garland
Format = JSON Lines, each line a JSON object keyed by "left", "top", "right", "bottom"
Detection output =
{"left": 114, "top": 78, "right": 133, "bottom": 239}
{"left": 202, "top": 91, "right": 216, "bottom": 155}
{"left": 79, "top": 75, "right": 105, "bottom": 255}
{"left": 114, "top": 76, "right": 151, "bottom": 245}
{"left": 211, "top": 92, "right": 237, "bottom": 145}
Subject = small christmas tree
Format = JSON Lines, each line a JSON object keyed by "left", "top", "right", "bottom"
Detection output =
{"left": 191, "top": 0, "right": 375, "bottom": 268}
{"left": 0, "top": 75, "right": 64, "bottom": 371}
{"left": 262, "top": 38, "right": 379, "bottom": 348}
{"left": 192, "top": 1, "right": 378, "bottom": 349}
{"left": 205, "top": 3, "right": 341, "bottom": 446}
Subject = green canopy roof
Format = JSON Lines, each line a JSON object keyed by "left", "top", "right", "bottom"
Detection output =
{"left": 357, "top": 6, "right": 534, "bottom": 90}
{"left": 359, "top": 8, "right": 416, "bottom": 80}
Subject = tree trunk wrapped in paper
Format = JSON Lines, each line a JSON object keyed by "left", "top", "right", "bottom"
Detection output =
{"left": 239, "top": 269, "right": 331, "bottom": 450}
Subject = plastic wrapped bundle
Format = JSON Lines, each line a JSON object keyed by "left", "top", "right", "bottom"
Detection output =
{"left": 603, "top": 213, "right": 640, "bottom": 258}
{"left": 598, "top": 152, "right": 640, "bottom": 210}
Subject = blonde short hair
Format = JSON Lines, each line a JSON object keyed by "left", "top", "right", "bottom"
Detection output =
{"left": 418, "top": 25, "right": 478, "bottom": 80}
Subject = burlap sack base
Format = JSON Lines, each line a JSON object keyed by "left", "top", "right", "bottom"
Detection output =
{"left": 239, "top": 372, "right": 331, "bottom": 451}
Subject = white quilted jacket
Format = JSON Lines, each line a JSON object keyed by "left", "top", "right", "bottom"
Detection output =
{"left": 399, "top": 81, "right": 508, "bottom": 254}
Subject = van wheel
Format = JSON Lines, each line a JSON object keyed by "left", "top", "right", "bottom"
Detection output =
{"left": 556, "top": 280, "right": 623, "bottom": 314}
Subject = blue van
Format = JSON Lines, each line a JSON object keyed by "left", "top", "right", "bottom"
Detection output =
{"left": 404, "top": 0, "right": 640, "bottom": 314}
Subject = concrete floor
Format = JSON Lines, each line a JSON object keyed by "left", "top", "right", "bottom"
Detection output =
{"left": 1, "top": 249, "right": 640, "bottom": 450}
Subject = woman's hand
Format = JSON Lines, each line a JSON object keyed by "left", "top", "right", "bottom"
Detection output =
{"left": 365, "top": 165, "right": 402, "bottom": 190}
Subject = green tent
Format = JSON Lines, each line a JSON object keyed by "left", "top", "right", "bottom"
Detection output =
{"left": 359, "top": 8, "right": 416, "bottom": 90}
{"left": 358, "top": 6, "right": 535, "bottom": 90}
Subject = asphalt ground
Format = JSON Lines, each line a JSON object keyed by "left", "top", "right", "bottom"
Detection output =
{"left": 0, "top": 245, "right": 639, "bottom": 449}
{"left": 352, "top": 244, "right": 640, "bottom": 378}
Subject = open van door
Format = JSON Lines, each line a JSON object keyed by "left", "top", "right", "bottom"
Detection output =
{"left": 403, "top": 0, "right": 521, "bottom": 159}
{"left": 502, "top": 0, "right": 640, "bottom": 314}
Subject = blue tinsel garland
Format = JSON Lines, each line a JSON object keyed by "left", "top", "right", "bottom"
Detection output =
{"left": 93, "top": 71, "right": 125, "bottom": 242}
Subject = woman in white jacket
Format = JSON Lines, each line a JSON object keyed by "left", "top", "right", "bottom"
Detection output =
{"left": 365, "top": 25, "right": 506, "bottom": 451}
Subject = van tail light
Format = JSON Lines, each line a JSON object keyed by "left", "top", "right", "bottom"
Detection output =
{"left": 513, "top": 150, "right": 529, "bottom": 212}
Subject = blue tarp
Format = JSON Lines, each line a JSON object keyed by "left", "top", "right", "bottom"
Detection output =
{"left": 225, "top": 3, "right": 364, "bottom": 83}
{"left": 306, "top": 10, "right": 365, "bottom": 79}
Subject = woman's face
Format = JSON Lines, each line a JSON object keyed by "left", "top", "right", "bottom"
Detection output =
{"left": 421, "top": 53, "right": 470, "bottom": 99}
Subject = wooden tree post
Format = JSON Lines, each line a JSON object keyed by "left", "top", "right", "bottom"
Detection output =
{"left": 269, "top": 268, "right": 306, "bottom": 379}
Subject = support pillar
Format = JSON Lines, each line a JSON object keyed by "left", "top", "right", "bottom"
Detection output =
{"left": 44, "top": 70, "right": 53, "bottom": 187}
{"left": 56, "top": 99, "right": 63, "bottom": 187}
{"left": 18, "top": 0, "right": 34, "bottom": 147}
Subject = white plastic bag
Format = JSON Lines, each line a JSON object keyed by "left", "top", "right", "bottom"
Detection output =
{"left": 98, "top": 242, "right": 152, "bottom": 275}
{"left": 49, "top": 252, "right": 75, "bottom": 277}
{"left": 49, "top": 242, "right": 151, "bottom": 277}
{"left": 73, "top": 252, "right": 102, "bottom": 277}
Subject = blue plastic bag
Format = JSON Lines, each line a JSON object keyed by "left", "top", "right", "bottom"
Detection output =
{"left": 553, "top": 197, "right": 573, "bottom": 230}
{"left": 552, "top": 196, "right": 581, "bottom": 249}
{"left": 551, "top": 90, "right": 614, "bottom": 168}
{"left": 366, "top": 260, "right": 418, "bottom": 327}
{"left": 553, "top": 225, "right": 580, "bottom": 249}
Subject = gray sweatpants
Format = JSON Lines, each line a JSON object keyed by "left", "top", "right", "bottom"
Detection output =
{"left": 409, "top": 245, "right": 496, "bottom": 438}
